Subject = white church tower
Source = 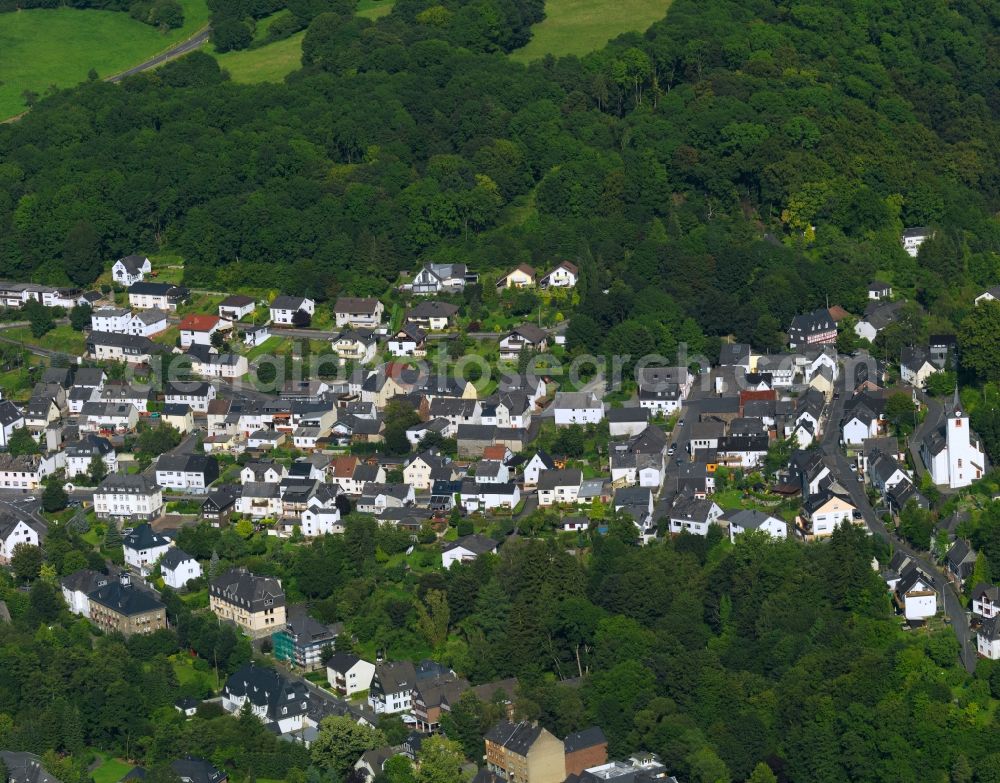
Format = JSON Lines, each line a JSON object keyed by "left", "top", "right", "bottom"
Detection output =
{"left": 945, "top": 392, "right": 984, "bottom": 488}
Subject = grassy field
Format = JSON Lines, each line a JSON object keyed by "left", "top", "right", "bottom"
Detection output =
{"left": 215, "top": 31, "right": 305, "bottom": 83}
{"left": 357, "top": 0, "right": 394, "bottom": 20}
{"left": 510, "top": 0, "right": 671, "bottom": 62}
{"left": 213, "top": 0, "right": 393, "bottom": 82}
{"left": 0, "top": 0, "right": 210, "bottom": 120}
{"left": 2, "top": 324, "right": 87, "bottom": 355}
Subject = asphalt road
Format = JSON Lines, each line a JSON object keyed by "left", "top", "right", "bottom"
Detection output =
{"left": 822, "top": 379, "right": 977, "bottom": 672}
{"left": 107, "top": 27, "right": 212, "bottom": 83}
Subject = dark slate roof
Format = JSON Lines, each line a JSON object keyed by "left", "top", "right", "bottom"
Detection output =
{"left": 443, "top": 534, "right": 498, "bottom": 556}
{"left": 325, "top": 651, "right": 362, "bottom": 673}
{"left": 170, "top": 757, "right": 225, "bottom": 783}
{"left": 128, "top": 282, "right": 188, "bottom": 298}
{"left": 271, "top": 295, "right": 310, "bottom": 310}
{"left": 607, "top": 407, "right": 650, "bottom": 423}
{"left": 0, "top": 752, "right": 62, "bottom": 783}
{"left": 88, "top": 579, "right": 165, "bottom": 616}
{"left": 160, "top": 548, "right": 195, "bottom": 570}
{"left": 223, "top": 664, "right": 308, "bottom": 722}
{"left": 211, "top": 567, "right": 285, "bottom": 610}
{"left": 123, "top": 523, "right": 170, "bottom": 551}
{"left": 484, "top": 721, "right": 545, "bottom": 756}
{"left": 538, "top": 468, "right": 583, "bottom": 490}
{"left": 564, "top": 726, "right": 607, "bottom": 754}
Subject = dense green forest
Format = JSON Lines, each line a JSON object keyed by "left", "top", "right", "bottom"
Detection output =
{"left": 1, "top": 0, "right": 999, "bottom": 359}
{"left": 5, "top": 517, "right": 1000, "bottom": 783}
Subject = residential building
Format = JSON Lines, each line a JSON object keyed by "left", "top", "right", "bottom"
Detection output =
{"left": 88, "top": 574, "right": 167, "bottom": 637}
{"left": 170, "top": 756, "right": 226, "bottom": 783}
{"left": 129, "top": 309, "right": 169, "bottom": 337}
{"left": 222, "top": 664, "right": 310, "bottom": 733}
{"left": 155, "top": 453, "right": 220, "bottom": 492}
{"left": 538, "top": 469, "right": 583, "bottom": 507}
{"left": 179, "top": 314, "right": 224, "bottom": 348}
{"left": 128, "top": 282, "right": 189, "bottom": 311}
{"left": 900, "top": 346, "right": 939, "bottom": 389}
{"left": 668, "top": 496, "right": 724, "bottom": 537}
{"left": 724, "top": 509, "right": 787, "bottom": 542}
{"left": 326, "top": 652, "right": 376, "bottom": 697}
{"left": 87, "top": 332, "right": 161, "bottom": 363}
{"left": 60, "top": 569, "right": 110, "bottom": 617}
{"left": 202, "top": 486, "right": 238, "bottom": 525}
{"left": 93, "top": 474, "right": 163, "bottom": 521}
{"left": 165, "top": 380, "right": 216, "bottom": 413}
{"left": 563, "top": 727, "right": 608, "bottom": 778}
{"left": 210, "top": 567, "right": 287, "bottom": 638}
{"left": 218, "top": 294, "right": 256, "bottom": 321}
{"left": 405, "top": 301, "right": 459, "bottom": 331}
{"left": 946, "top": 539, "right": 978, "bottom": 585}
{"left": 112, "top": 254, "right": 152, "bottom": 286}
{"left": 0, "top": 513, "right": 44, "bottom": 563}
{"left": 411, "top": 263, "right": 468, "bottom": 295}
{"left": 978, "top": 617, "right": 1000, "bottom": 659}
{"left": 369, "top": 660, "right": 418, "bottom": 714}
{"left": 272, "top": 606, "right": 338, "bottom": 671}
{"left": 388, "top": 323, "right": 427, "bottom": 357}
{"left": 499, "top": 324, "right": 548, "bottom": 360}
{"left": 442, "top": 534, "right": 499, "bottom": 569}
{"left": 122, "top": 523, "right": 172, "bottom": 576}
{"left": 91, "top": 307, "right": 133, "bottom": 334}
{"left": 0, "top": 400, "right": 25, "bottom": 448}
{"left": 459, "top": 479, "right": 520, "bottom": 512}
{"left": 802, "top": 492, "right": 858, "bottom": 538}
{"left": 496, "top": 264, "right": 536, "bottom": 289}
{"left": 901, "top": 227, "right": 932, "bottom": 257}
{"left": 484, "top": 720, "right": 566, "bottom": 783}
{"left": 551, "top": 392, "right": 603, "bottom": 425}
{"left": 607, "top": 407, "right": 650, "bottom": 438}
{"left": 334, "top": 297, "right": 385, "bottom": 328}
{"left": 854, "top": 301, "right": 903, "bottom": 343}
{"left": 973, "top": 583, "right": 1000, "bottom": 619}
{"left": 538, "top": 261, "right": 579, "bottom": 289}
{"left": 787, "top": 308, "right": 837, "bottom": 349}
{"left": 868, "top": 281, "right": 892, "bottom": 300}
{"left": 522, "top": 450, "right": 554, "bottom": 487}
{"left": 160, "top": 548, "right": 202, "bottom": 590}
{"left": 269, "top": 295, "right": 316, "bottom": 325}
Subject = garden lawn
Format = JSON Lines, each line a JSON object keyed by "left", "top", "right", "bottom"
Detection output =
{"left": 90, "top": 754, "right": 132, "bottom": 783}
{"left": 0, "top": 0, "right": 210, "bottom": 120}
{"left": 2, "top": 324, "right": 86, "bottom": 355}
{"left": 170, "top": 653, "right": 217, "bottom": 691}
{"left": 510, "top": 0, "right": 671, "bottom": 62}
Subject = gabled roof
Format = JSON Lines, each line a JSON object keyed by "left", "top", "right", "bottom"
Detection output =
{"left": 179, "top": 314, "right": 221, "bottom": 332}
{"left": 564, "top": 726, "right": 607, "bottom": 753}
{"left": 334, "top": 297, "right": 382, "bottom": 315}
{"left": 160, "top": 548, "right": 196, "bottom": 570}
{"left": 270, "top": 295, "right": 311, "bottom": 310}
{"left": 538, "top": 468, "right": 583, "bottom": 490}
{"left": 123, "top": 523, "right": 170, "bottom": 552}
{"left": 443, "top": 534, "right": 498, "bottom": 556}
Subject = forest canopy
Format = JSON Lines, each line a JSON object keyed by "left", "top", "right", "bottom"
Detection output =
{"left": 0, "top": 0, "right": 996, "bottom": 353}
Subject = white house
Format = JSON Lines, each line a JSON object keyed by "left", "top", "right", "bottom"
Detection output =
{"left": 459, "top": 479, "right": 520, "bottom": 513}
{"left": 179, "top": 314, "right": 224, "bottom": 348}
{"left": 893, "top": 563, "right": 938, "bottom": 621}
{"left": 539, "top": 261, "right": 578, "bottom": 289}
{"left": 522, "top": 450, "right": 554, "bottom": 487}
{"left": 868, "top": 281, "right": 892, "bottom": 300}
{"left": 65, "top": 434, "right": 117, "bottom": 478}
{"left": 607, "top": 407, "right": 650, "bottom": 438}
{"left": 129, "top": 309, "right": 169, "bottom": 337}
{"left": 165, "top": 381, "right": 216, "bottom": 413}
{"left": 668, "top": 497, "right": 724, "bottom": 536}
{"left": 91, "top": 307, "right": 133, "bottom": 334}
{"left": 842, "top": 407, "right": 880, "bottom": 445}
{"left": 60, "top": 569, "right": 110, "bottom": 618}
{"left": 0, "top": 401, "right": 26, "bottom": 449}
{"left": 160, "top": 548, "right": 202, "bottom": 589}
{"left": 900, "top": 347, "right": 939, "bottom": 388}
{"left": 972, "top": 584, "right": 1000, "bottom": 619}
{"left": 128, "top": 282, "right": 188, "bottom": 311}
{"left": 112, "top": 255, "right": 151, "bottom": 287}
{"left": 93, "top": 474, "right": 164, "bottom": 521}
{"left": 270, "top": 296, "right": 316, "bottom": 325}
{"left": 725, "top": 509, "right": 787, "bottom": 542}
{"left": 301, "top": 505, "right": 343, "bottom": 537}
{"left": 411, "top": 263, "right": 467, "bottom": 295}
{"left": 244, "top": 324, "right": 270, "bottom": 347}
{"left": 551, "top": 391, "right": 604, "bottom": 425}
{"left": 218, "top": 294, "right": 256, "bottom": 321}
{"left": 332, "top": 331, "right": 377, "bottom": 365}
{"left": 0, "top": 515, "right": 43, "bottom": 563}
{"left": 901, "top": 227, "right": 932, "bottom": 258}
{"left": 920, "top": 397, "right": 986, "bottom": 489}
{"left": 154, "top": 453, "right": 219, "bottom": 492}
{"left": 326, "top": 653, "right": 376, "bottom": 697}
{"left": 442, "top": 534, "right": 499, "bottom": 569}
{"left": 241, "top": 462, "right": 287, "bottom": 484}
{"left": 222, "top": 665, "right": 310, "bottom": 734}
{"left": 978, "top": 618, "right": 1000, "bottom": 660}
{"left": 334, "top": 297, "right": 384, "bottom": 329}
{"left": 538, "top": 469, "right": 583, "bottom": 507}
{"left": 388, "top": 324, "right": 426, "bottom": 357}
{"left": 122, "top": 523, "right": 172, "bottom": 576}
{"left": 802, "top": 492, "right": 858, "bottom": 538}
{"left": 499, "top": 324, "right": 548, "bottom": 361}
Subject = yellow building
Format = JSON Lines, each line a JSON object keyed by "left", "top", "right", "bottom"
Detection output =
{"left": 484, "top": 721, "right": 565, "bottom": 783}
{"left": 209, "top": 567, "right": 286, "bottom": 638}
